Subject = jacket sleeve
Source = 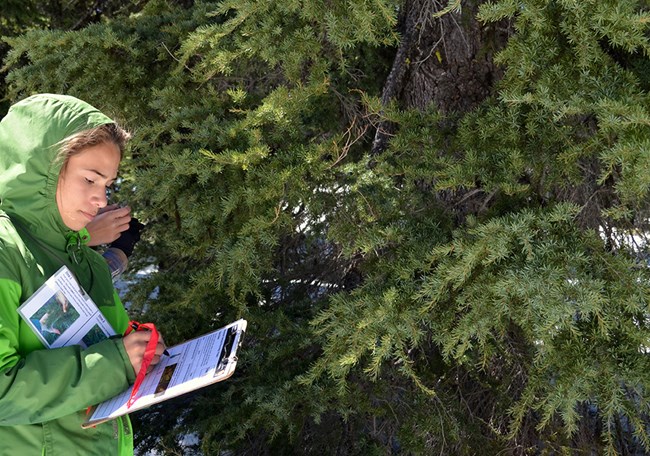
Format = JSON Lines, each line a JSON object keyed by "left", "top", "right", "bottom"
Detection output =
{"left": 0, "top": 277, "right": 135, "bottom": 425}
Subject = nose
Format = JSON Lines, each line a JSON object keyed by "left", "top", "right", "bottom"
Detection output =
{"left": 91, "top": 187, "right": 108, "bottom": 209}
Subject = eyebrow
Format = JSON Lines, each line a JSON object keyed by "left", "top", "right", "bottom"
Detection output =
{"left": 86, "top": 168, "right": 118, "bottom": 181}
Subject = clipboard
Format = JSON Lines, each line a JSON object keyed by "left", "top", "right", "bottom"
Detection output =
{"left": 83, "top": 319, "right": 247, "bottom": 428}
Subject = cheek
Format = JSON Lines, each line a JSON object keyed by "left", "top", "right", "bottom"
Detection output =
{"left": 56, "top": 175, "right": 78, "bottom": 215}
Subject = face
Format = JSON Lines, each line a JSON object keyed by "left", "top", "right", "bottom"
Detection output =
{"left": 56, "top": 142, "right": 121, "bottom": 231}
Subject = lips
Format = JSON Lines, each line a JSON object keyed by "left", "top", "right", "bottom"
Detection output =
{"left": 80, "top": 210, "right": 96, "bottom": 221}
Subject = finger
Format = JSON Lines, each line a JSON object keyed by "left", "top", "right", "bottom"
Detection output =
{"left": 155, "top": 340, "right": 167, "bottom": 356}
{"left": 98, "top": 203, "right": 119, "bottom": 215}
{"left": 114, "top": 219, "right": 132, "bottom": 233}
{"left": 107, "top": 233, "right": 121, "bottom": 243}
{"left": 113, "top": 206, "right": 132, "bottom": 218}
{"left": 114, "top": 211, "right": 132, "bottom": 226}
{"left": 129, "top": 330, "right": 153, "bottom": 345}
{"left": 146, "top": 353, "right": 164, "bottom": 373}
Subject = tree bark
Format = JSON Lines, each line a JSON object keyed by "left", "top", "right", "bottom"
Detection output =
{"left": 372, "top": 0, "right": 509, "bottom": 154}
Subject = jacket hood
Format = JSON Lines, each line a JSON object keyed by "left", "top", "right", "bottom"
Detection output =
{"left": 0, "top": 94, "right": 114, "bottom": 248}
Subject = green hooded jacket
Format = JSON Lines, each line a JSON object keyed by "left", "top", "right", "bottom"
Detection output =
{"left": 0, "top": 94, "right": 136, "bottom": 455}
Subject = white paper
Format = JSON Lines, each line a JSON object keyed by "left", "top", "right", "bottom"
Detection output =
{"left": 17, "top": 266, "right": 116, "bottom": 348}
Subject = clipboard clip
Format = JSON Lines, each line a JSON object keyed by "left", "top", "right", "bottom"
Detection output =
{"left": 216, "top": 326, "right": 242, "bottom": 374}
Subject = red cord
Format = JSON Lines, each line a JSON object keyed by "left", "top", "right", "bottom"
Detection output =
{"left": 123, "top": 321, "right": 159, "bottom": 408}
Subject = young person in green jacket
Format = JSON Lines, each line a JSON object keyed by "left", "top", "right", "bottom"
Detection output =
{"left": 0, "top": 94, "right": 166, "bottom": 455}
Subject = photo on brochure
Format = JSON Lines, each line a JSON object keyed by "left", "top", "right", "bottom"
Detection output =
{"left": 28, "top": 291, "right": 80, "bottom": 346}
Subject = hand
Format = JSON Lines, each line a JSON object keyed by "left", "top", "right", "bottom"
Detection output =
{"left": 109, "top": 218, "right": 145, "bottom": 257}
{"left": 86, "top": 204, "right": 132, "bottom": 246}
{"left": 122, "top": 330, "right": 167, "bottom": 375}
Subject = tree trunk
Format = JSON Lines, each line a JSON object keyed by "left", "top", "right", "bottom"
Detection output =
{"left": 373, "top": 0, "right": 508, "bottom": 154}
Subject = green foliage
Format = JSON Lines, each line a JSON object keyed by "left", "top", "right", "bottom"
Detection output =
{"left": 178, "top": 0, "right": 400, "bottom": 82}
{"left": 475, "top": 0, "right": 650, "bottom": 212}
{"left": 4, "top": 0, "right": 650, "bottom": 454}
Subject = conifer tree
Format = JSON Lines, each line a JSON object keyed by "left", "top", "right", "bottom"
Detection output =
{"left": 3, "top": 0, "right": 650, "bottom": 454}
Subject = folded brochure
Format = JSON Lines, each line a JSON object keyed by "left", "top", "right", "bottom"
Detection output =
{"left": 16, "top": 265, "right": 246, "bottom": 427}
{"left": 17, "top": 265, "right": 117, "bottom": 348}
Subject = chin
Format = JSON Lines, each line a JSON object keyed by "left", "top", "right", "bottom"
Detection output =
{"left": 64, "top": 220, "right": 88, "bottom": 232}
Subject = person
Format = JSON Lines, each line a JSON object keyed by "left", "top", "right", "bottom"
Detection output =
{"left": 0, "top": 94, "right": 166, "bottom": 455}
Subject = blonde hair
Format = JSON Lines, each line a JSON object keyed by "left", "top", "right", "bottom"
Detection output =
{"left": 56, "top": 123, "right": 131, "bottom": 167}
